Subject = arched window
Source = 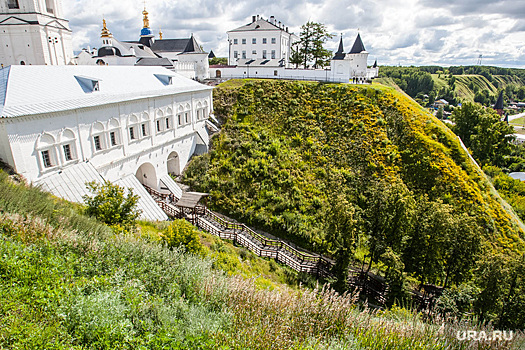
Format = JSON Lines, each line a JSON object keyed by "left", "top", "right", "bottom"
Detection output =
{"left": 203, "top": 100, "right": 209, "bottom": 118}
{"left": 128, "top": 114, "right": 140, "bottom": 141}
{"left": 36, "top": 133, "right": 58, "bottom": 170}
{"left": 107, "top": 118, "right": 121, "bottom": 147}
{"left": 177, "top": 105, "right": 185, "bottom": 126}
{"left": 155, "top": 109, "right": 165, "bottom": 133}
{"left": 59, "top": 129, "right": 78, "bottom": 163}
{"left": 141, "top": 112, "right": 150, "bottom": 138}
{"left": 91, "top": 122, "right": 106, "bottom": 152}
{"left": 184, "top": 103, "right": 191, "bottom": 124}
{"left": 165, "top": 107, "right": 173, "bottom": 130}
{"left": 196, "top": 102, "right": 202, "bottom": 121}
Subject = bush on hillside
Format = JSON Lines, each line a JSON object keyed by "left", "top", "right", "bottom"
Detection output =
{"left": 83, "top": 180, "right": 141, "bottom": 234}
{"left": 161, "top": 219, "right": 206, "bottom": 256}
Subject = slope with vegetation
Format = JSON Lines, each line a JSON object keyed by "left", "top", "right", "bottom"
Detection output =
{"left": 3, "top": 170, "right": 524, "bottom": 348}
{"left": 184, "top": 79, "right": 525, "bottom": 327}
{"left": 378, "top": 65, "right": 525, "bottom": 107}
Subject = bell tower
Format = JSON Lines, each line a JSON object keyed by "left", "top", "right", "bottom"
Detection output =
{"left": 0, "top": 0, "right": 73, "bottom": 66}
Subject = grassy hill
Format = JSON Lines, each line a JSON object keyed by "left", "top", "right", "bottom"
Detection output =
{"left": 3, "top": 169, "right": 523, "bottom": 348}
{"left": 186, "top": 79, "right": 524, "bottom": 255}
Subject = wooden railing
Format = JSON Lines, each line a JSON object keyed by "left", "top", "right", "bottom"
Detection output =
{"left": 142, "top": 184, "right": 333, "bottom": 277}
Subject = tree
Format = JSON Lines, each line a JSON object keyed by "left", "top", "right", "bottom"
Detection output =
{"left": 289, "top": 42, "right": 302, "bottom": 69}
{"left": 83, "top": 180, "right": 141, "bottom": 234}
{"left": 452, "top": 102, "right": 515, "bottom": 166}
{"left": 161, "top": 219, "right": 205, "bottom": 256}
{"left": 296, "top": 21, "right": 333, "bottom": 69}
{"left": 209, "top": 57, "right": 228, "bottom": 65}
{"left": 436, "top": 106, "right": 443, "bottom": 120}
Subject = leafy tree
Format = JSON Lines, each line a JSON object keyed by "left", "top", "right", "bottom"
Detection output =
{"left": 83, "top": 181, "right": 141, "bottom": 233}
{"left": 452, "top": 102, "right": 515, "bottom": 166}
{"left": 289, "top": 42, "right": 302, "bottom": 69}
{"left": 296, "top": 21, "right": 333, "bottom": 68}
{"left": 209, "top": 57, "right": 228, "bottom": 65}
{"left": 161, "top": 219, "right": 205, "bottom": 256}
{"left": 436, "top": 106, "right": 443, "bottom": 119}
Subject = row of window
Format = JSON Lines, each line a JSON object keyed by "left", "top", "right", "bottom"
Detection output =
{"left": 234, "top": 50, "right": 276, "bottom": 60}
{"left": 233, "top": 38, "right": 277, "bottom": 45}
{"left": 36, "top": 104, "right": 209, "bottom": 171}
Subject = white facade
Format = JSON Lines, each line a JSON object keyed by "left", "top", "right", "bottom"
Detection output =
{"left": 0, "top": 65, "right": 213, "bottom": 220}
{"left": 227, "top": 15, "right": 298, "bottom": 67}
{"left": 0, "top": 0, "right": 72, "bottom": 66}
{"left": 214, "top": 34, "right": 379, "bottom": 84}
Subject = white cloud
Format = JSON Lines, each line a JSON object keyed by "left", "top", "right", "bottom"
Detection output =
{"left": 62, "top": 0, "right": 525, "bottom": 68}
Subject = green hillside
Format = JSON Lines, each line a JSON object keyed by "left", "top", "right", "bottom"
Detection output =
{"left": 187, "top": 79, "right": 524, "bottom": 254}
{"left": 3, "top": 168, "right": 523, "bottom": 348}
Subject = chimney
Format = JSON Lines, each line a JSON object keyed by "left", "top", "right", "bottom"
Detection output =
{"left": 278, "top": 21, "right": 281, "bottom": 28}
{"left": 257, "top": 15, "right": 260, "bottom": 20}
{"left": 270, "top": 15, "right": 275, "bottom": 24}
{"left": 286, "top": 27, "right": 289, "bottom": 32}
{"left": 252, "top": 15, "right": 256, "bottom": 23}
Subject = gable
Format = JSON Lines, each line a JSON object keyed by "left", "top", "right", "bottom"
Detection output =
{"left": 0, "top": 16, "right": 38, "bottom": 25}
{"left": 43, "top": 19, "right": 70, "bottom": 31}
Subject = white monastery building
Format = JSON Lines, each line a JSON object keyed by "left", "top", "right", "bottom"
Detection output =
{"left": 0, "top": 0, "right": 72, "bottom": 66}
{"left": 76, "top": 8, "right": 209, "bottom": 81}
{"left": 0, "top": 65, "right": 213, "bottom": 220}
{"left": 227, "top": 15, "right": 298, "bottom": 67}
{"left": 215, "top": 17, "right": 379, "bottom": 84}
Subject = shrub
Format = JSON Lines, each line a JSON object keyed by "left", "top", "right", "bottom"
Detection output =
{"left": 83, "top": 180, "right": 141, "bottom": 234}
{"left": 161, "top": 219, "right": 206, "bottom": 256}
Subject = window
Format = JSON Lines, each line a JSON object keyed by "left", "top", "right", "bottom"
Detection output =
{"left": 242, "top": 51, "right": 246, "bottom": 59}
{"left": 63, "top": 144, "right": 72, "bottom": 161}
{"left": 185, "top": 112, "right": 189, "bottom": 124}
{"left": 93, "top": 136, "right": 102, "bottom": 151}
{"left": 262, "top": 50, "right": 267, "bottom": 59}
{"left": 7, "top": 0, "right": 19, "bottom": 9}
{"left": 252, "top": 50, "right": 257, "bottom": 55}
{"left": 233, "top": 38, "right": 238, "bottom": 44}
{"left": 271, "top": 38, "right": 276, "bottom": 44}
{"left": 45, "top": 0, "right": 54, "bottom": 14}
{"left": 241, "top": 38, "right": 246, "bottom": 44}
{"left": 141, "top": 123, "right": 147, "bottom": 137}
{"left": 252, "top": 38, "right": 256, "bottom": 44}
{"left": 271, "top": 50, "right": 276, "bottom": 59}
{"left": 110, "top": 132, "right": 117, "bottom": 146}
{"left": 178, "top": 114, "right": 183, "bottom": 126}
{"left": 263, "top": 38, "right": 267, "bottom": 44}
{"left": 129, "top": 127, "right": 136, "bottom": 140}
{"left": 41, "top": 150, "right": 52, "bottom": 168}
{"left": 165, "top": 118, "right": 170, "bottom": 129}
{"left": 156, "top": 119, "right": 161, "bottom": 132}
{"left": 274, "top": 70, "right": 278, "bottom": 76}
{"left": 234, "top": 51, "right": 238, "bottom": 59}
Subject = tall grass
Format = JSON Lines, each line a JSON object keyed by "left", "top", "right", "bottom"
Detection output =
{"left": 0, "top": 171, "right": 523, "bottom": 349}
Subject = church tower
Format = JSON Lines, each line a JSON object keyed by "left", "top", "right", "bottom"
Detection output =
{"left": 0, "top": 0, "right": 73, "bottom": 66}
{"left": 139, "top": 5, "right": 154, "bottom": 47}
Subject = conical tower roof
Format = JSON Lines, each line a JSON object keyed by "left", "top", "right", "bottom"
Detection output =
{"left": 333, "top": 35, "right": 345, "bottom": 60}
{"left": 349, "top": 33, "right": 366, "bottom": 54}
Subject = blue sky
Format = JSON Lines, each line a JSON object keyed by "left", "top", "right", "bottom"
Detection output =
{"left": 64, "top": 0, "right": 525, "bottom": 68}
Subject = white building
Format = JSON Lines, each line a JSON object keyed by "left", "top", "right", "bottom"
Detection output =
{"left": 0, "top": 0, "right": 72, "bottom": 66}
{"left": 0, "top": 65, "right": 213, "bottom": 220}
{"left": 76, "top": 8, "right": 209, "bottom": 81}
{"left": 213, "top": 33, "right": 379, "bottom": 83}
{"left": 227, "top": 15, "right": 298, "bottom": 68}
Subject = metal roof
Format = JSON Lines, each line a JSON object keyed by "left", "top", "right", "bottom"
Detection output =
{"left": 176, "top": 192, "right": 208, "bottom": 209}
{"left": 160, "top": 175, "right": 183, "bottom": 199}
{"left": 0, "top": 65, "right": 212, "bottom": 118}
{"left": 34, "top": 161, "right": 105, "bottom": 203}
{"left": 229, "top": 18, "right": 283, "bottom": 32}
{"left": 349, "top": 33, "right": 366, "bottom": 54}
{"left": 115, "top": 174, "right": 168, "bottom": 221}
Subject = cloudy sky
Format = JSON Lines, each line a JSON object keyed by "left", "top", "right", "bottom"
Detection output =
{"left": 64, "top": 0, "right": 525, "bottom": 68}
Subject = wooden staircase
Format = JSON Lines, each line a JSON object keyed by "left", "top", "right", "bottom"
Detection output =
{"left": 143, "top": 184, "right": 333, "bottom": 277}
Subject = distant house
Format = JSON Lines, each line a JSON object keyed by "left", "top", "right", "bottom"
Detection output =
{"left": 434, "top": 99, "right": 449, "bottom": 109}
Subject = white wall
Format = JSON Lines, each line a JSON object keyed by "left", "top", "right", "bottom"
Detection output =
{"left": 1, "top": 89, "right": 213, "bottom": 186}
{"left": 228, "top": 29, "right": 293, "bottom": 66}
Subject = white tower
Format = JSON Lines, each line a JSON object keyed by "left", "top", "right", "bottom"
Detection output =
{"left": 0, "top": 0, "right": 73, "bottom": 66}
